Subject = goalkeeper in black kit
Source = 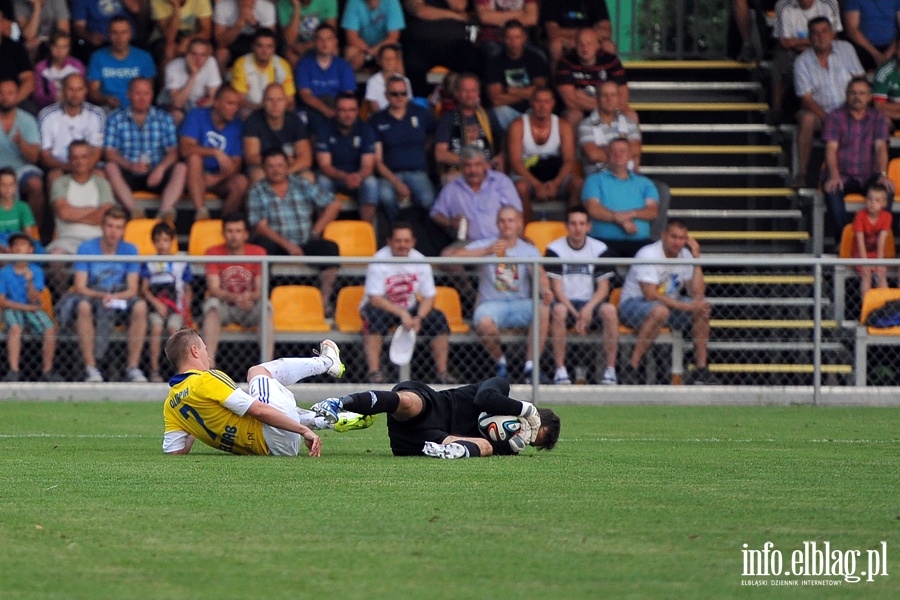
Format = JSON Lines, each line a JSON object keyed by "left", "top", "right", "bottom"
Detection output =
{"left": 312, "top": 377, "right": 561, "bottom": 458}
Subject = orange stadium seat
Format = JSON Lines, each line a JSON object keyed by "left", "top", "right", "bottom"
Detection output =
{"left": 323, "top": 220, "right": 377, "bottom": 256}
{"left": 334, "top": 286, "right": 365, "bottom": 333}
{"left": 524, "top": 221, "right": 566, "bottom": 255}
{"left": 271, "top": 286, "right": 331, "bottom": 332}
{"left": 188, "top": 219, "right": 225, "bottom": 256}
{"left": 124, "top": 219, "right": 177, "bottom": 255}
{"left": 433, "top": 286, "right": 470, "bottom": 334}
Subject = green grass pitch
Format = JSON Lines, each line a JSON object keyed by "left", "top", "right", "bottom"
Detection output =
{"left": 0, "top": 402, "right": 897, "bottom": 599}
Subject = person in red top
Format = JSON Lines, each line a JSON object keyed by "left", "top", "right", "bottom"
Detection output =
{"left": 852, "top": 183, "right": 893, "bottom": 296}
{"left": 201, "top": 211, "right": 274, "bottom": 368}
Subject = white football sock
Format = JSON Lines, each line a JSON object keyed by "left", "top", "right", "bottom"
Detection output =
{"left": 259, "top": 357, "right": 330, "bottom": 385}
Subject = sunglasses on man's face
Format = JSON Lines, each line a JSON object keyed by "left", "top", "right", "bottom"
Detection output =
{"left": 388, "top": 91, "right": 408, "bottom": 97}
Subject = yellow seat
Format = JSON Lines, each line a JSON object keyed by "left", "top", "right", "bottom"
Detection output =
{"left": 888, "top": 158, "right": 900, "bottom": 201}
{"left": 323, "top": 220, "right": 377, "bottom": 256}
{"left": 523, "top": 221, "right": 566, "bottom": 255}
{"left": 860, "top": 288, "right": 900, "bottom": 335}
{"left": 124, "top": 218, "right": 178, "bottom": 255}
{"left": 433, "top": 286, "right": 470, "bottom": 334}
{"left": 188, "top": 219, "right": 225, "bottom": 256}
{"left": 271, "top": 285, "right": 331, "bottom": 332}
{"left": 609, "top": 288, "right": 673, "bottom": 335}
{"left": 839, "top": 223, "right": 896, "bottom": 258}
{"left": 844, "top": 193, "right": 866, "bottom": 204}
{"left": 334, "top": 286, "right": 365, "bottom": 333}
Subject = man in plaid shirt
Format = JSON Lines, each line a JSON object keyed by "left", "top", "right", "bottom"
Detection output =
{"left": 247, "top": 148, "right": 343, "bottom": 314}
{"left": 822, "top": 76, "right": 894, "bottom": 244}
{"left": 103, "top": 77, "right": 187, "bottom": 222}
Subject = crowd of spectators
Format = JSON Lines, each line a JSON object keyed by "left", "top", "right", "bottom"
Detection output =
{"left": 6, "top": 1, "right": 892, "bottom": 385}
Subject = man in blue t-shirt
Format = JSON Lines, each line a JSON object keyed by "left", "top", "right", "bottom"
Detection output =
{"left": 314, "top": 92, "right": 378, "bottom": 223}
{"left": 71, "top": 0, "right": 138, "bottom": 62}
{"left": 369, "top": 74, "right": 435, "bottom": 223}
{"left": 341, "top": 0, "right": 405, "bottom": 71}
{"left": 296, "top": 24, "right": 356, "bottom": 130}
{"left": 581, "top": 137, "right": 659, "bottom": 258}
{"left": 86, "top": 17, "right": 156, "bottom": 110}
{"left": 60, "top": 207, "right": 148, "bottom": 383}
{"left": 179, "top": 85, "right": 249, "bottom": 219}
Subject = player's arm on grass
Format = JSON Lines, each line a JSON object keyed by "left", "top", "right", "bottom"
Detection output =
{"left": 164, "top": 431, "right": 196, "bottom": 455}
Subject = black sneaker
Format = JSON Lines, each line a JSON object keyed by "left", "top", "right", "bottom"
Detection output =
{"left": 686, "top": 366, "right": 719, "bottom": 385}
{"left": 2, "top": 370, "right": 19, "bottom": 382}
{"left": 619, "top": 364, "right": 641, "bottom": 385}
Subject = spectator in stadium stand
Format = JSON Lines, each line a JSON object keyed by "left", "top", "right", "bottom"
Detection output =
{"left": 314, "top": 92, "right": 379, "bottom": 224}
{"left": 554, "top": 27, "right": 631, "bottom": 129}
{"left": 821, "top": 77, "right": 893, "bottom": 243}
{"left": 160, "top": 37, "right": 221, "bottom": 126}
{"left": 70, "top": 0, "right": 140, "bottom": 64}
{"left": 247, "top": 148, "right": 342, "bottom": 315}
{"left": 103, "top": 78, "right": 187, "bottom": 223}
{"left": 873, "top": 39, "right": 900, "bottom": 130}
{"left": 0, "top": 9, "right": 35, "bottom": 107}
{"left": 149, "top": 0, "right": 213, "bottom": 67}
{"left": 0, "top": 166, "right": 40, "bottom": 245}
{"left": 0, "top": 231, "right": 62, "bottom": 382}
{"left": 38, "top": 73, "right": 104, "bottom": 198}
{"left": 484, "top": 19, "right": 551, "bottom": 132}
{"left": 370, "top": 74, "right": 437, "bottom": 223}
{"left": 430, "top": 144, "right": 522, "bottom": 252}
{"left": 340, "top": 0, "right": 405, "bottom": 72}
{"left": 243, "top": 83, "right": 313, "bottom": 184}
{"left": 0, "top": 78, "right": 45, "bottom": 233}
{"left": 768, "top": 0, "right": 842, "bottom": 126}
{"left": 360, "top": 222, "right": 455, "bottom": 384}
{"left": 277, "top": 0, "right": 338, "bottom": 66}
{"left": 447, "top": 205, "right": 552, "bottom": 383}
{"left": 578, "top": 80, "right": 642, "bottom": 177}
{"left": 230, "top": 27, "right": 296, "bottom": 114}
{"left": 842, "top": 0, "right": 900, "bottom": 72}
{"left": 86, "top": 17, "right": 157, "bottom": 111}
{"left": 57, "top": 206, "right": 149, "bottom": 383}
{"left": 179, "top": 85, "right": 249, "bottom": 220}
{"left": 364, "top": 44, "right": 412, "bottom": 113}
{"left": 201, "top": 211, "right": 274, "bottom": 369}
{"left": 400, "top": 0, "right": 481, "bottom": 98}
{"left": 213, "top": 0, "right": 277, "bottom": 70}
{"left": 618, "top": 219, "right": 716, "bottom": 386}
{"left": 582, "top": 137, "right": 659, "bottom": 259}
{"left": 507, "top": 87, "right": 581, "bottom": 223}
{"left": 474, "top": 0, "right": 538, "bottom": 61}
{"left": 792, "top": 16, "right": 863, "bottom": 188}
{"left": 434, "top": 73, "right": 504, "bottom": 184}
{"left": 295, "top": 24, "right": 356, "bottom": 131}
{"left": 11, "top": 0, "right": 70, "bottom": 64}
{"left": 46, "top": 140, "right": 114, "bottom": 258}
{"left": 542, "top": 0, "right": 615, "bottom": 67}
{"left": 545, "top": 205, "right": 618, "bottom": 386}
{"left": 33, "top": 31, "right": 85, "bottom": 112}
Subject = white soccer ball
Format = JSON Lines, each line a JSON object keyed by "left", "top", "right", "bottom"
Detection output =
{"left": 477, "top": 412, "right": 521, "bottom": 443}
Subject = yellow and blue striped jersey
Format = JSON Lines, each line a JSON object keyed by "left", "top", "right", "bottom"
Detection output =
{"left": 163, "top": 369, "right": 268, "bottom": 455}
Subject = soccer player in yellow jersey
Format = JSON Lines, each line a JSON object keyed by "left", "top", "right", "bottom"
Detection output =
{"left": 162, "top": 328, "right": 368, "bottom": 456}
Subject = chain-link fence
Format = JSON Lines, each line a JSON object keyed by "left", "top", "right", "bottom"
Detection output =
{"left": 5, "top": 253, "right": 900, "bottom": 391}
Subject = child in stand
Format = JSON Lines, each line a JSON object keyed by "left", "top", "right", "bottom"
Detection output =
{"left": 140, "top": 222, "right": 194, "bottom": 382}
{"left": 0, "top": 233, "right": 62, "bottom": 382}
{"left": 0, "top": 167, "right": 40, "bottom": 251}
{"left": 852, "top": 183, "right": 893, "bottom": 296}
{"left": 33, "top": 31, "right": 86, "bottom": 111}
{"left": 364, "top": 44, "right": 412, "bottom": 114}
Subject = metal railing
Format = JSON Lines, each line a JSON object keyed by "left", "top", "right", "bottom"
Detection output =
{"left": 9, "top": 252, "right": 900, "bottom": 399}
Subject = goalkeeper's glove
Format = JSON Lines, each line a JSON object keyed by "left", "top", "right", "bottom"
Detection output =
{"left": 508, "top": 434, "right": 527, "bottom": 454}
{"left": 519, "top": 402, "right": 541, "bottom": 442}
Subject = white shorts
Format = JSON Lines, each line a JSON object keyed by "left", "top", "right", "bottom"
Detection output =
{"left": 249, "top": 375, "right": 302, "bottom": 456}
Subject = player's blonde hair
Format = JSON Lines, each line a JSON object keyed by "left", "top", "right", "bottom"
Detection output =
{"left": 165, "top": 328, "right": 202, "bottom": 369}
